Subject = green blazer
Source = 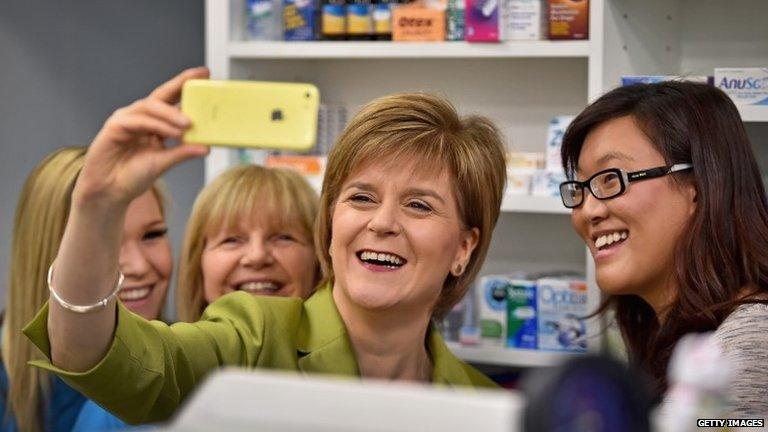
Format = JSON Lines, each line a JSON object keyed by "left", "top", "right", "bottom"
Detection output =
{"left": 24, "top": 284, "right": 497, "bottom": 424}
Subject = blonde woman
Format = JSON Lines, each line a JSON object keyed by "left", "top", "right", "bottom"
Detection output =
{"left": 0, "top": 147, "right": 171, "bottom": 431}
{"left": 25, "top": 68, "right": 506, "bottom": 424}
{"left": 176, "top": 164, "right": 320, "bottom": 323}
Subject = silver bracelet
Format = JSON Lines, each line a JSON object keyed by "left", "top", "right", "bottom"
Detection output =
{"left": 47, "top": 260, "right": 124, "bottom": 313}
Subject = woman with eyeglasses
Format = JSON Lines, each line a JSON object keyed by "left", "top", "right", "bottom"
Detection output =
{"left": 558, "top": 81, "right": 768, "bottom": 416}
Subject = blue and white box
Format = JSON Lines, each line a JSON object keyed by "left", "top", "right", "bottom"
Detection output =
{"left": 545, "top": 115, "right": 575, "bottom": 173}
{"left": 476, "top": 276, "right": 509, "bottom": 346}
{"left": 506, "top": 279, "right": 537, "bottom": 349}
{"left": 536, "top": 278, "right": 588, "bottom": 352}
{"left": 715, "top": 68, "right": 768, "bottom": 106}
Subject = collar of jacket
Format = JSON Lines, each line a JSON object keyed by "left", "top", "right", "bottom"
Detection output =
{"left": 294, "top": 283, "right": 473, "bottom": 385}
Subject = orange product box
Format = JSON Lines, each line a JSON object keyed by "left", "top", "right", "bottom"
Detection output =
{"left": 392, "top": 6, "right": 446, "bottom": 41}
{"left": 547, "top": 0, "right": 588, "bottom": 40}
{"left": 265, "top": 155, "right": 325, "bottom": 176}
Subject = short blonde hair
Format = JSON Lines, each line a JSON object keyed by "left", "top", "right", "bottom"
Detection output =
{"left": 315, "top": 93, "right": 507, "bottom": 319}
{"left": 176, "top": 164, "right": 320, "bottom": 322}
{"left": 3, "top": 147, "right": 166, "bottom": 431}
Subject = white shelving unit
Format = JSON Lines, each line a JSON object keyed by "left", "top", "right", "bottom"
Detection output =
{"left": 738, "top": 106, "right": 768, "bottom": 124}
{"left": 228, "top": 40, "right": 592, "bottom": 59}
{"left": 204, "top": 0, "right": 768, "bottom": 368}
{"left": 501, "top": 194, "right": 569, "bottom": 215}
{"left": 447, "top": 343, "right": 578, "bottom": 368}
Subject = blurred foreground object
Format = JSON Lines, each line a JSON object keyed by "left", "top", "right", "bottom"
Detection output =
{"left": 656, "top": 333, "right": 733, "bottom": 432}
{"left": 167, "top": 368, "right": 524, "bottom": 431}
{"left": 522, "top": 355, "right": 653, "bottom": 432}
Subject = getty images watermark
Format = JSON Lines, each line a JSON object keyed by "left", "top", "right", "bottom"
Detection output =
{"left": 697, "top": 418, "right": 765, "bottom": 428}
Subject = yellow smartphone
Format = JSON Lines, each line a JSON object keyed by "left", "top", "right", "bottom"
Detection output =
{"left": 181, "top": 79, "right": 319, "bottom": 150}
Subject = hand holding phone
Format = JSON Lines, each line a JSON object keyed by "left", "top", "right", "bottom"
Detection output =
{"left": 181, "top": 79, "right": 320, "bottom": 151}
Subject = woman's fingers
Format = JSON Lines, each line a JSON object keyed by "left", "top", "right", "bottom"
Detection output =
{"left": 136, "top": 98, "right": 191, "bottom": 129}
{"left": 117, "top": 112, "right": 186, "bottom": 141}
{"left": 150, "top": 143, "right": 210, "bottom": 175}
{"left": 149, "top": 66, "right": 209, "bottom": 104}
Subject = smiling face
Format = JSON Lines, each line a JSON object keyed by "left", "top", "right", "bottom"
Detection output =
{"left": 118, "top": 190, "right": 172, "bottom": 320}
{"left": 570, "top": 116, "right": 696, "bottom": 310}
{"left": 329, "top": 158, "right": 479, "bottom": 319}
{"left": 200, "top": 215, "right": 317, "bottom": 302}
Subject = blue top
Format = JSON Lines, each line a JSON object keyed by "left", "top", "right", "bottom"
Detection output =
{"left": 0, "top": 360, "right": 86, "bottom": 431}
{"left": 72, "top": 400, "right": 127, "bottom": 432}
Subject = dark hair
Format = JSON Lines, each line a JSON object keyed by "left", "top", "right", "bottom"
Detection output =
{"left": 561, "top": 81, "right": 768, "bottom": 396}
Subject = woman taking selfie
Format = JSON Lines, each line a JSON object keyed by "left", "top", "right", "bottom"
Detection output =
{"left": 23, "top": 67, "right": 506, "bottom": 424}
{"left": 559, "top": 81, "right": 768, "bottom": 416}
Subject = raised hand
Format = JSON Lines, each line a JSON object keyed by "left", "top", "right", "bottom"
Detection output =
{"left": 76, "top": 67, "right": 211, "bottom": 207}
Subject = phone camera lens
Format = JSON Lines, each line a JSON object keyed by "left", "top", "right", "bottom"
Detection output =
{"left": 305, "top": 92, "right": 311, "bottom": 99}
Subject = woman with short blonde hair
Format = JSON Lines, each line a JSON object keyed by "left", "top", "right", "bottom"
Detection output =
{"left": 316, "top": 92, "right": 505, "bottom": 319}
{"left": 176, "top": 164, "right": 320, "bottom": 322}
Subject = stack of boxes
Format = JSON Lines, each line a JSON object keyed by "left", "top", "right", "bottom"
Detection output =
{"left": 244, "top": 0, "right": 589, "bottom": 42}
{"left": 506, "top": 115, "right": 573, "bottom": 198}
{"left": 475, "top": 274, "right": 589, "bottom": 352}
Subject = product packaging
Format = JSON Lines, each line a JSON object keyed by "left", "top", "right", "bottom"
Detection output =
{"left": 544, "top": 115, "right": 574, "bottom": 173}
{"left": 536, "top": 277, "right": 588, "bottom": 352}
{"left": 531, "top": 170, "right": 566, "bottom": 197}
{"left": 392, "top": 1, "right": 446, "bottom": 41}
{"left": 501, "top": 0, "right": 546, "bottom": 41}
{"left": 476, "top": 276, "right": 509, "bottom": 345}
{"left": 715, "top": 68, "right": 768, "bottom": 106}
{"left": 620, "top": 75, "right": 712, "bottom": 86}
{"left": 247, "top": 0, "right": 284, "bottom": 40}
{"left": 265, "top": 155, "right": 326, "bottom": 191}
{"left": 465, "top": 0, "right": 500, "bottom": 42}
{"left": 446, "top": 0, "right": 466, "bottom": 40}
{"left": 506, "top": 279, "right": 537, "bottom": 349}
{"left": 284, "top": 0, "right": 318, "bottom": 40}
{"left": 547, "top": 0, "right": 588, "bottom": 40}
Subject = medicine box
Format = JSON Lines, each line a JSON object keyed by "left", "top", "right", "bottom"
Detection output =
{"left": 465, "top": 0, "right": 500, "bottom": 42}
{"left": 536, "top": 278, "right": 588, "bottom": 352}
{"left": 283, "top": 0, "right": 317, "bottom": 40}
{"left": 545, "top": 116, "right": 574, "bottom": 173}
{"left": 715, "top": 68, "right": 768, "bottom": 106}
{"left": 476, "top": 276, "right": 509, "bottom": 345}
{"left": 547, "top": 0, "right": 588, "bottom": 40}
{"left": 506, "top": 279, "right": 537, "bottom": 349}
{"left": 501, "top": 0, "right": 546, "bottom": 41}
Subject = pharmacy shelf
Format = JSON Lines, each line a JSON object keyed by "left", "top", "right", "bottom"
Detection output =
{"left": 447, "top": 342, "right": 579, "bottom": 367}
{"left": 737, "top": 105, "right": 768, "bottom": 123}
{"left": 227, "top": 40, "right": 591, "bottom": 59}
{"left": 500, "top": 194, "right": 569, "bottom": 215}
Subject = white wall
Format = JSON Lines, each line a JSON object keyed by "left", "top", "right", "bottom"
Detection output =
{"left": 0, "top": 1, "right": 205, "bottom": 317}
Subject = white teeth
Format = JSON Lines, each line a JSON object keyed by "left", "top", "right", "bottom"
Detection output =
{"left": 360, "top": 251, "right": 404, "bottom": 266}
{"left": 594, "top": 231, "right": 629, "bottom": 250}
{"left": 239, "top": 281, "right": 279, "bottom": 292}
{"left": 119, "top": 287, "right": 151, "bottom": 301}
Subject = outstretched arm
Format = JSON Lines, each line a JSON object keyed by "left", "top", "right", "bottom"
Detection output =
{"left": 48, "top": 67, "right": 210, "bottom": 372}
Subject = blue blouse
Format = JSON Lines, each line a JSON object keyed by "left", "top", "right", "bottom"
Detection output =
{"left": 71, "top": 400, "right": 127, "bottom": 431}
{"left": 0, "top": 360, "right": 86, "bottom": 431}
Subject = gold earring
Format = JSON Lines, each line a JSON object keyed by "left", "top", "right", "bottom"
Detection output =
{"left": 453, "top": 263, "right": 463, "bottom": 276}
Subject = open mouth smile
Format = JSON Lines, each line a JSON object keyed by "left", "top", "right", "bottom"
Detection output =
{"left": 594, "top": 230, "right": 629, "bottom": 251}
{"left": 118, "top": 285, "right": 154, "bottom": 302}
{"left": 236, "top": 280, "right": 283, "bottom": 293}
{"left": 356, "top": 249, "right": 407, "bottom": 270}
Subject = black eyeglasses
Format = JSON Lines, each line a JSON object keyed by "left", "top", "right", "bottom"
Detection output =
{"left": 559, "top": 163, "right": 693, "bottom": 209}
